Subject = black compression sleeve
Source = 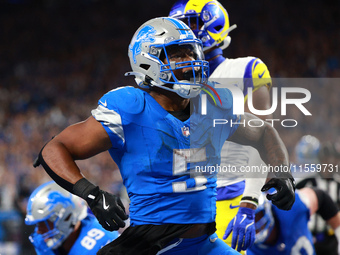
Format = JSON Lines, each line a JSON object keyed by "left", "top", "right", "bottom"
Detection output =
{"left": 34, "top": 145, "right": 74, "bottom": 193}
{"left": 313, "top": 188, "right": 339, "bottom": 221}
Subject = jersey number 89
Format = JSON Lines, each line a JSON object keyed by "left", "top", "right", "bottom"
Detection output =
{"left": 80, "top": 228, "right": 105, "bottom": 250}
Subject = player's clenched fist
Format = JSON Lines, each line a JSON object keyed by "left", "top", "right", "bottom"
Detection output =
{"left": 73, "top": 178, "right": 128, "bottom": 231}
{"left": 261, "top": 171, "right": 296, "bottom": 210}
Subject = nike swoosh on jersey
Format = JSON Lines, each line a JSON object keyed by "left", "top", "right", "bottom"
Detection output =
{"left": 240, "top": 214, "right": 247, "bottom": 224}
{"left": 100, "top": 100, "right": 108, "bottom": 107}
{"left": 103, "top": 194, "right": 110, "bottom": 210}
{"left": 209, "top": 237, "right": 218, "bottom": 243}
{"left": 258, "top": 70, "right": 266, "bottom": 78}
{"left": 229, "top": 204, "right": 240, "bottom": 209}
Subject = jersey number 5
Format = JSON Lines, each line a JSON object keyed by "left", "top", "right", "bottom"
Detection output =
{"left": 172, "top": 148, "right": 209, "bottom": 193}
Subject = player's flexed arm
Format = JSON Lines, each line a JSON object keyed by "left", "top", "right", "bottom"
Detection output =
{"left": 228, "top": 112, "right": 295, "bottom": 210}
{"left": 35, "top": 116, "right": 128, "bottom": 231}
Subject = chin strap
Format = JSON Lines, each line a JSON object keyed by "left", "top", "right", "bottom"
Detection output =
{"left": 125, "top": 71, "right": 200, "bottom": 98}
{"left": 125, "top": 71, "right": 153, "bottom": 88}
{"left": 125, "top": 71, "right": 168, "bottom": 90}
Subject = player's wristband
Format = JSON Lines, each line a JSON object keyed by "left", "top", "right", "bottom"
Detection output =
{"left": 73, "top": 178, "right": 99, "bottom": 206}
{"left": 240, "top": 196, "right": 259, "bottom": 207}
{"left": 243, "top": 177, "right": 266, "bottom": 201}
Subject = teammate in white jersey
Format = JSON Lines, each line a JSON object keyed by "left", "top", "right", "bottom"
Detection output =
{"left": 169, "top": 0, "right": 274, "bottom": 252}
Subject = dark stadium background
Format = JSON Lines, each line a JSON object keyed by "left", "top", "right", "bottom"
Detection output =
{"left": 0, "top": 0, "right": 339, "bottom": 254}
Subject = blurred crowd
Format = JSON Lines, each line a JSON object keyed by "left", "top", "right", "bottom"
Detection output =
{"left": 0, "top": 0, "right": 339, "bottom": 253}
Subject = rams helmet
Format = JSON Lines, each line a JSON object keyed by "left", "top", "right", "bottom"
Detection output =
{"left": 169, "top": 0, "right": 236, "bottom": 51}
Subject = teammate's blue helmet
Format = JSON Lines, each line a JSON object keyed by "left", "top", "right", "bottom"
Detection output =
{"left": 25, "top": 181, "right": 87, "bottom": 251}
{"left": 295, "top": 135, "right": 321, "bottom": 165}
{"left": 169, "top": 0, "right": 236, "bottom": 51}
{"left": 126, "top": 17, "right": 209, "bottom": 99}
{"left": 254, "top": 194, "right": 275, "bottom": 244}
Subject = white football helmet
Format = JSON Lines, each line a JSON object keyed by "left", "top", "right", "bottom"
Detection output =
{"left": 25, "top": 181, "right": 87, "bottom": 251}
{"left": 126, "top": 17, "right": 209, "bottom": 98}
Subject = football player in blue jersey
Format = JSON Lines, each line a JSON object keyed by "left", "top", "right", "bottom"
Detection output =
{"left": 169, "top": 0, "right": 275, "bottom": 252}
{"left": 33, "top": 17, "right": 295, "bottom": 254}
{"left": 247, "top": 187, "right": 340, "bottom": 255}
{"left": 25, "top": 181, "right": 118, "bottom": 255}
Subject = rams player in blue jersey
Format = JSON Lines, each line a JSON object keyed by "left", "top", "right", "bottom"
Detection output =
{"left": 169, "top": 0, "right": 274, "bottom": 252}
{"left": 247, "top": 187, "right": 340, "bottom": 255}
{"left": 34, "top": 17, "right": 295, "bottom": 254}
{"left": 25, "top": 181, "right": 118, "bottom": 255}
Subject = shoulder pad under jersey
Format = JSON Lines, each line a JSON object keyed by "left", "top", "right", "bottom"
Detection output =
{"left": 250, "top": 58, "right": 272, "bottom": 91}
{"left": 98, "top": 86, "right": 145, "bottom": 114}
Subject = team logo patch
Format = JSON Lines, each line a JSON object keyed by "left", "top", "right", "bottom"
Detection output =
{"left": 129, "top": 25, "right": 156, "bottom": 64}
{"left": 181, "top": 126, "right": 190, "bottom": 137}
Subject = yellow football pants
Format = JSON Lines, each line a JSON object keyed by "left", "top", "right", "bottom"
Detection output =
{"left": 215, "top": 195, "right": 245, "bottom": 255}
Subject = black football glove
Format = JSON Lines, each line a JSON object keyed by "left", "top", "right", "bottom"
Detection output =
{"left": 261, "top": 172, "right": 296, "bottom": 210}
{"left": 73, "top": 178, "right": 128, "bottom": 231}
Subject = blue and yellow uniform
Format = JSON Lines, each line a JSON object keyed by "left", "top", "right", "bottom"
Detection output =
{"left": 209, "top": 56, "right": 272, "bottom": 249}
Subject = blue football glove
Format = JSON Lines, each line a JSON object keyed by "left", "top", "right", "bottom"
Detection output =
{"left": 223, "top": 207, "right": 256, "bottom": 252}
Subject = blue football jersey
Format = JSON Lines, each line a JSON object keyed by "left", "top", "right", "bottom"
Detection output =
{"left": 91, "top": 86, "right": 239, "bottom": 225}
{"left": 247, "top": 192, "right": 315, "bottom": 255}
{"left": 68, "top": 215, "right": 118, "bottom": 255}
{"left": 33, "top": 215, "right": 118, "bottom": 255}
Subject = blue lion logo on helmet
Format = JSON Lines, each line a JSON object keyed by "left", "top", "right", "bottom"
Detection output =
{"left": 129, "top": 25, "right": 156, "bottom": 64}
{"left": 46, "top": 191, "right": 74, "bottom": 210}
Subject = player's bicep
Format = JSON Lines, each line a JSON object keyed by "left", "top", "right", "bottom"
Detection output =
{"left": 52, "top": 116, "right": 112, "bottom": 160}
{"left": 228, "top": 113, "right": 265, "bottom": 148}
{"left": 245, "top": 86, "right": 273, "bottom": 120}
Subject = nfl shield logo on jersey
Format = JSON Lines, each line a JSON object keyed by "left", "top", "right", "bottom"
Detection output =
{"left": 181, "top": 126, "right": 190, "bottom": 137}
